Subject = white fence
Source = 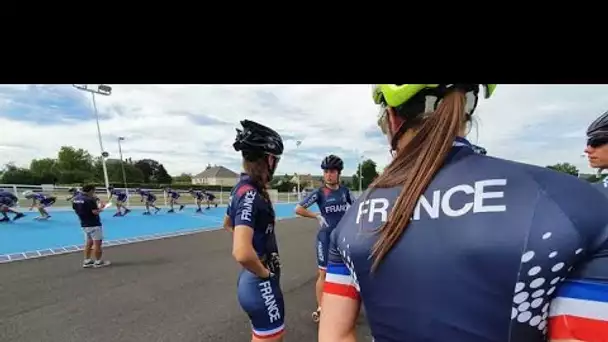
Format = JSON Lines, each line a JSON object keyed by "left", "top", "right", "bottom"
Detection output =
{"left": 0, "top": 184, "right": 363, "bottom": 208}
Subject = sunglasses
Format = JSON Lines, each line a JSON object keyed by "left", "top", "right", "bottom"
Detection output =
{"left": 587, "top": 137, "right": 608, "bottom": 148}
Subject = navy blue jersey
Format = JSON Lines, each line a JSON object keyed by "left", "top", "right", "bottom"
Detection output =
{"left": 110, "top": 189, "right": 128, "bottom": 202}
{"left": 72, "top": 193, "right": 101, "bottom": 227}
{"left": 324, "top": 137, "right": 608, "bottom": 342}
{"left": 166, "top": 189, "right": 180, "bottom": 199}
{"left": 227, "top": 173, "right": 278, "bottom": 258}
{"left": 0, "top": 191, "right": 18, "bottom": 204}
{"left": 298, "top": 185, "right": 353, "bottom": 232}
{"left": 593, "top": 177, "right": 608, "bottom": 199}
{"left": 138, "top": 190, "right": 156, "bottom": 202}
{"left": 192, "top": 190, "right": 206, "bottom": 200}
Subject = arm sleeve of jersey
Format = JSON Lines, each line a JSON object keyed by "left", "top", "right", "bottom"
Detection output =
{"left": 298, "top": 189, "right": 319, "bottom": 209}
{"left": 233, "top": 187, "right": 259, "bottom": 229}
{"left": 323, "top": 229, "right": 360, "bottom": 300}
{"left": 549, "top": 227, "right": 608, "bottom": 341}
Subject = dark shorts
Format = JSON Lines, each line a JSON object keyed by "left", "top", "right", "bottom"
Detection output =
{"left": 116, "top": 196, "right": 128, "bottom": 203}
{"left": 316, "top": 229, "right": 330, "bottom": 269}
{"left": 146, "top": 196, "right": 156, "bottom": 204}
{"left": 207, "top": 195, "right": 216, "bottom": 201}
{"left": 237, "top": 269, "right": 285, "bottom": 339}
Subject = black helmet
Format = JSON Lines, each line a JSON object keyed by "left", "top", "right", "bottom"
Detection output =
{"left": 233, "top": 119, "right": 284, "bottom": 156}
{"left": 587, "top": 110, "right": 608, "bottom": 139}
{"left": 321, "top": 154, "right": 344, "bottom": 171}
{"left": 472, "top": 145, "right": 487, "bottom": 155}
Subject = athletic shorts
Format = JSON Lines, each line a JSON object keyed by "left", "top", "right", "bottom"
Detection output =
{"left": 116, "top": 196, "right": 127, "bottom": 203}
{"left": 82, "top": 226, "right": 103, "bottom": 241}
{"left": 237, "top": 269, "right": 285, "bottom": 339}
{"left": 145, "top": 197, "right": 156, "bottom": 204}
{"left": 40, "top": 197, "right": 56, "bottom": 207}
{"left": 316, "top": 230, "right": 331, "bottom": 270}
{"left": 207, "top": 195, "right": 216, "bottom": 201}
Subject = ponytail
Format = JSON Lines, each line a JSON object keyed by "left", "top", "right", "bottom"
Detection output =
{"left": 369, "top": 90, "right": 468, "bottom": 271}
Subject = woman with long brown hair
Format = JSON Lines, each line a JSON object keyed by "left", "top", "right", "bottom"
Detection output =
{"left": 319, "top": 84, "right": 608, "bottom": 341}
{"left": 227, "top": 119, "right": 285, "bottom": 342}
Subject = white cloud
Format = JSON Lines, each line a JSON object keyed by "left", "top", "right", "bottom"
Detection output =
{"left": 0, "top": 84, "right": 606, "bottom": 178}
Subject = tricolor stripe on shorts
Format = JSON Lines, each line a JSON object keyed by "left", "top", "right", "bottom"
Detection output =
{"left": 252, "top": 324, "right": 285, "bottom": 339}
{"left": 323, "top": 263, "right": 359, "bottom": 300}
{"left": 549, "top": 280, "right": 608, "bottom": 341}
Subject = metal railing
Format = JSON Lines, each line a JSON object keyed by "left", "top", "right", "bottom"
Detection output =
{"left": 0, "top": 184, "right": 363, "bottom": 209}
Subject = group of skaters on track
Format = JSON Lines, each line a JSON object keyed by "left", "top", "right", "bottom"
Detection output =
{"left": 223, "top": 85, "right": 608, "bottom": 342}
{"left": 0, "top": 186, "right": 219, "bottom": 222}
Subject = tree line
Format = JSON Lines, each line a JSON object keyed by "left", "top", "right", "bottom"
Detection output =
{"left": 546, "top": 162, "right": 607, "bottom": 182}
{"left": 0, "top": 146, "right": 174, "bottom": 186}
{"left": 0, "top": 146, "right": 383, "bottom": 192}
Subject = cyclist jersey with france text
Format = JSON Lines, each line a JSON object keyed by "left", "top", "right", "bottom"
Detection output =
{"left": 298, "top": 185, "right": 353, "bottom": 231}
{"left": 324, "top": 137, "right": 608, "bottom": 342}
{"left": 227, "top": 173, "right": 279, "bottom": 258}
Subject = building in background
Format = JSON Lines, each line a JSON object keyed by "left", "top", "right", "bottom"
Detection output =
{"left": 192, "top": 165, "right": 239, "bottom": 187}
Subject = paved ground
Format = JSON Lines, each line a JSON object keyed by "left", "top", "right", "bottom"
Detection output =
{"left": 0, "top": 218, "right": 372, "bottom": 342}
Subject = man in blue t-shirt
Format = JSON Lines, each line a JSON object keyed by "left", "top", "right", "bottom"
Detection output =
{"left": 72, "top": 184, "right": 110, "bottom": 268}
{"left": 295, "top": 154, "right": 353, "bottom": 323}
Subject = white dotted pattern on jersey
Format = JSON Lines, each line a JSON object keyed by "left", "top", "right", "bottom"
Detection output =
{"left": 512, "top": 231, "right": 584, "bottom": 336}
{"left": 340, "top": 236, "right": 360, "bottom": 292}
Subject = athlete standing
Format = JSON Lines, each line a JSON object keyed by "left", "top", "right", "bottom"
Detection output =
{"left": 72, "top": 184, "right": 110, "bottom": 268}
{"left": 228, "top": 119, "right": 285, "bottom": 342}
{"left": 319, "top": 84, "right": 608, "bottom": 342}
{"left": 584, "top": 110, "right": 608, "bottom": 198}
{"left": 294, "top": 154, "right": 353, "bottom": 322}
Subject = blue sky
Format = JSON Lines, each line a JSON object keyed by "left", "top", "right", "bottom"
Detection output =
{"left": 0, "top": 84, "right": 606, "bottom": 176}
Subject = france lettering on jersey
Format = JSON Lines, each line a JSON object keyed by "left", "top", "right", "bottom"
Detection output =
{"left": 324, "top": 137, "right": 608, "bottom": 342}
{"left": 298, "top": 185, "right": 353, "bottom": 231}
{"left": 228, "top": 173, "right": 278, "bottom": 258}
{"left": 111, "top": 189, "right": 128, "bottom": 202}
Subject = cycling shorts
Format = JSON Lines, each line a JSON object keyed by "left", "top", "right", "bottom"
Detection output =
{"left": 40, "top": 197, "right": 56, "bottom": 207}
{"left": 237, "top": 269, "right": 285, "bottom": 339}
{"left": 316, "top": 229, "right": 330, "bottom": 270}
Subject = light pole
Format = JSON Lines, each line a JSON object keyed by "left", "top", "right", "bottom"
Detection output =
{"left": 118, "top": 137, "right": 129, "bottom": 194}
{"left": 358, "top": 154, "right": 365, "bottom": 193}
{"left": 295, "top": 140, "right": 302, "bottom": 199}
{"left": 72, "top": 84, "right": 112, "bottom": 197}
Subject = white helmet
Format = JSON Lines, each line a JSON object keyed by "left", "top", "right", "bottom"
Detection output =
{"left": 22, "top": 190, "right": 33, "bottom": 196}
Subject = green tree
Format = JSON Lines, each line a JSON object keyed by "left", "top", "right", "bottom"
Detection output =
{"left": 546, "top": 162, "right": 579, "bottom": 177}
{"left": 586, "top": 173, "right": 608, "bottom": 183}
{"left": 156, "top": 164, "right": 173, "bottom": 184}
{"left": 95, "top": 159, "right": 145, "bottom": 184}
{"left": 352, "top": 159, "right": 379, "bottom": 190}
{"left": 30, "top": 158, "right": 59, "bottom": 184}
{"left": 1, "top": 163, "right": 40, "bottom": 184}
{"left": 173, "top": 173, "right": 193, "bottom": 184}
{"left": 57, "top": 146, "right": 94, "bottom": 174}
{"left": 134, "top": 159, "right": 160, "bottom": 183}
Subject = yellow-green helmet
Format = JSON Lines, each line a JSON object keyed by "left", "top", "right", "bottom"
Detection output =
{"left": 372, "top": 84, "right": 497, "bottom": 108}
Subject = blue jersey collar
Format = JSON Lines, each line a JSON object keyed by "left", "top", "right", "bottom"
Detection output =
{"left": 452, "top": 136, "right": 472, "bottom": 149}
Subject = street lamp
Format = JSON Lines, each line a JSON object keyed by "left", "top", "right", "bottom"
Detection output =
{"left": 118, "top": 137, "right": 129, "bottom": 196}
{"left": 358, "top": 154, "right": 365, "bottom": 193}
{"left": 295, "top": 140, "right": 302, "bottom": 199}
{"left": 72, "top": 84, "right": 112, "bottom": 197}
